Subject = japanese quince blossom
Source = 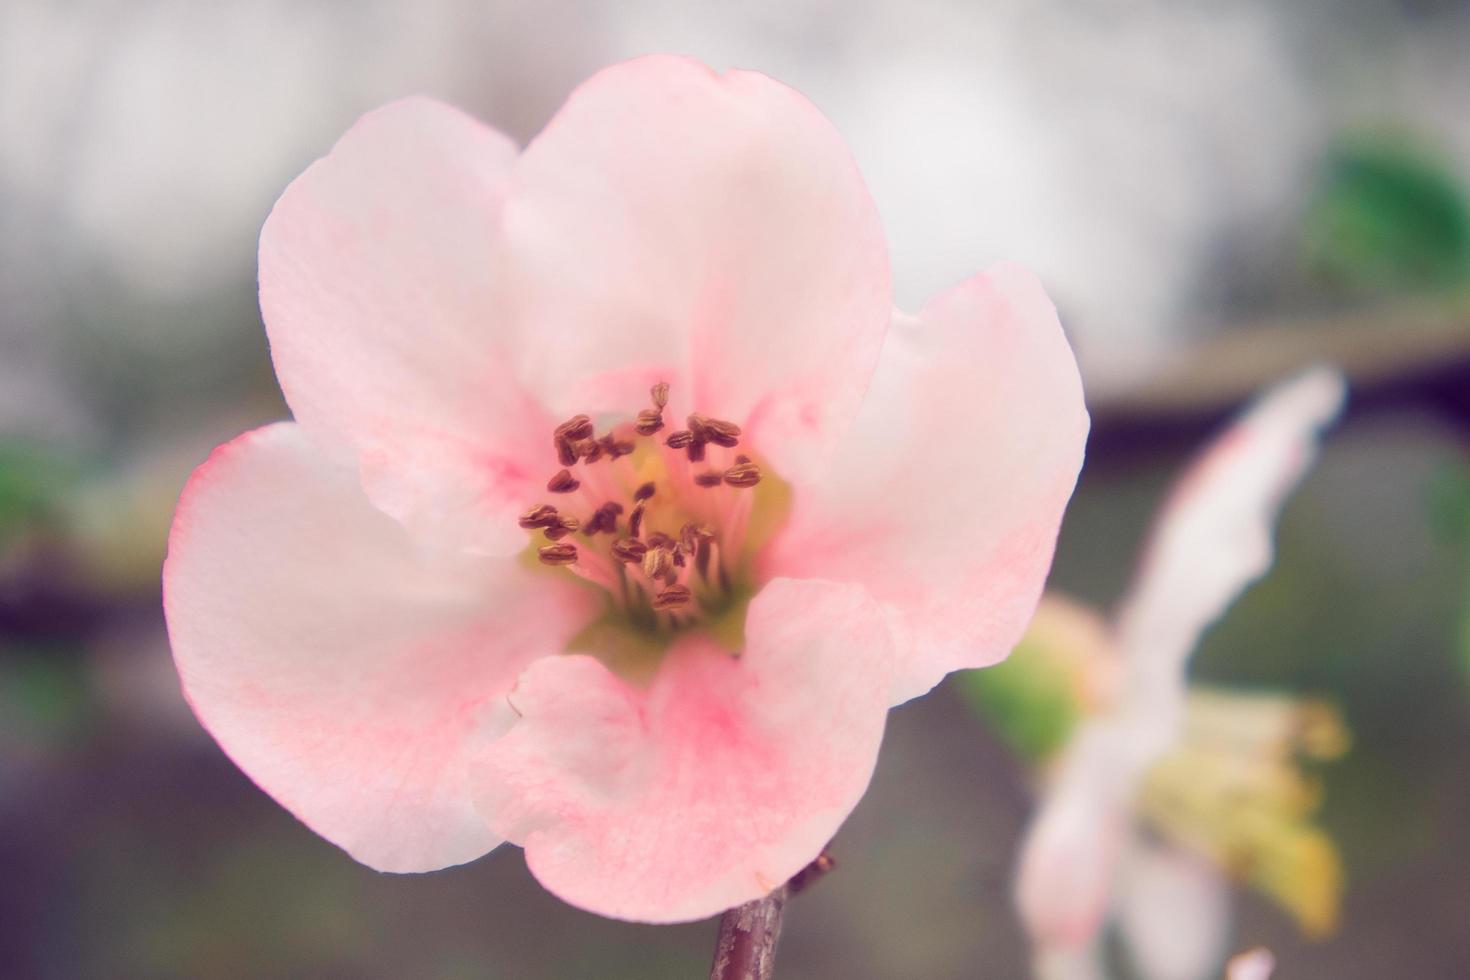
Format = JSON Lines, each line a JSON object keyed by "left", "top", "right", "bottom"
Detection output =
{"left": 162, "top": 56, "right": 1088, "bottom": 922}
{"left": 1014, "top": 368, "right": 1346, "bottom": 980}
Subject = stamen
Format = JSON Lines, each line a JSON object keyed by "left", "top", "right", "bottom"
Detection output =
{"left": 547, "top": 469, "right": 580, "bottom": 493}
{"left": 538, "top": 543, "right": 578, "bottom": 566}
{"left": 643, "top": 547, "right": 674, "bottom": 581}
{"left": 522, "top": 381, "right": 768, "bottom": 638}
{"left": 554, "top": 415, "right": 594, "bottom": 442}
{"left": 544, "top": 516, "right": 580, "bottom": 541}
{"left": 518, "top": 504, "right": 559, "bottom": 529}
{"left": 611, "top": 537, "right": 648, "bottom": 563}
{"left": 584, "top": 501, "right": 624, "bottom": 535}
{"left": 635, "top": 410, "right": 665, "bottom": 436}
{"left": 692, "top": 414, "right": 741, "bottom": 448}
{"left": 578, "top": 439, "right": 604, "bottom": 464}
{"left": 652, "top": 584, "right": 693, "bottom": 611}
{"left": 553, "top": 414, "right": 593, "bottom": 467}
{"left": 723, "top": 460, "right": 762, "bottom": 489}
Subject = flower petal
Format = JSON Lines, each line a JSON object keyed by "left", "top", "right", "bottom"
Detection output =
{"left": 164, "top": 423, "right": 594, "bottom": 872}
{"left": 496, "top": 55, "right": 892, "bottom": 477}
{"left": 472, "top": 578, "right": 894, "bottom": 922}
{"left": 765, "top": 263, "right": 1088, "bottom": 703}
{"left": 1115, "top": 838, "right": 1232, "bottom": 980}
{"left": 1114, "top": 368, "right": 1345, "bottom": 752}
{"left": 259, "top": 97, "right": 549, "bottom": 556}
{"left": 1015, "top": 722, "right": 1136, "bottom": 953}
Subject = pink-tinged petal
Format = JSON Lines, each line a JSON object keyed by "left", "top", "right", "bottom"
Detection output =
{"left": 164, "top": 423, "right": 594, "bottom": 872}
{"left": 1015, "top": 722, "right": 1136, "bottom": 952}
{"left": 1115, "top": 838, "right": 1232, "bottom": 980}
{"left": 766, "top": 263, "right": 1088, "bottom": 704}
{"left": 1226, "top": 949, "right": 1276, "bottom": 980}
{"left": 473, "top": 578, "right": 894, "bottom": 922}
{"left": 260, "top": 98, "right": 549, "bottom": 556}
{"left": 1114, "top": 368, "right": 1345, "bottom": 752}
{"left": 496, "top": 55, "right": 891, "bottom": 476}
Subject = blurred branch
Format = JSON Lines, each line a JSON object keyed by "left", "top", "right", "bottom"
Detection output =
{"left": 1088, "top": 300, "right": 1470, "bottom": 465}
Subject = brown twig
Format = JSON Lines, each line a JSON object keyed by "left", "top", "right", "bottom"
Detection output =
{"left": 708, "top": 885, "right": 789, "bottom": 980}
{"left": 707, "top": 852, "right": 835, "bottom": 980}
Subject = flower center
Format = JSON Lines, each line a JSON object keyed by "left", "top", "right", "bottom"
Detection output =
{"left": 518, "top": 383, "right": 788, "bottom": 667}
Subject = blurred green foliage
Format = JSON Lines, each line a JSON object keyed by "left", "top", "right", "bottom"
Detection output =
{"left": 1301, "top": 134, "right": 1470, "bottom": 296}
{"left": 0, "top": 441, "right": 81, "bottom": 546}
{"left": 952, "top": 639, "right": 1080, "bottom": 765}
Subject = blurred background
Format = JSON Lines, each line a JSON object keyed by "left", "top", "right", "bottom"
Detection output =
{"left": 3, "top": 0, "right": 1470, "bottom": 977}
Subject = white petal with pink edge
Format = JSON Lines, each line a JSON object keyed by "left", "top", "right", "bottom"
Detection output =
{"left": 1115, "top": 837, "right": 1232, "bottom": 980}
{"left": 471, "top": 577, "right": 895, "bottom": 922}
{"left": 164, "top": 423, "right": 594, "bottom": 872}
{"left": 765, "top": 262, "right": 1088, "bottom": 704}
{"left": 259, "top": 97, "right": 549, "bottom": 557}
{"left": 1114, "top": 367, "right": 1346, "bottom": 753}
{"left": 494, "top": 55, "right": 892, "bottom": 478}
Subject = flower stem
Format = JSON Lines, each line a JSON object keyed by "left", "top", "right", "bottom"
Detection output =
{"left": 708, "top": 885, "right": 789, "bottom": 980}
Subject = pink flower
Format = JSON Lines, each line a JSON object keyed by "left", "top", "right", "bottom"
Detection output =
{"left": 163, "top": 55, "right": 1088, "bottom": 923}
{"left": 1014, "top": 368, "right": 1346, "bottom": 978}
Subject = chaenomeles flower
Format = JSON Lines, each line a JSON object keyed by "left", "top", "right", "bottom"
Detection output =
{"left": 162, "top": 55, "right": 1089, "bottom": 923}
{"left": 999, "top": 368, "right": 1346, "bottom": 979}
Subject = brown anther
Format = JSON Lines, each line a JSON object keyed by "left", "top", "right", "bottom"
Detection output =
{"left": 643, "top": 547, "right": 673, "bottom": 581}
{"left": 646, "top": 531, "right": 676, "bottom": 550}
{"left": 629, "top": 503, "right": 646, "bottom": 538}
{"left": 671, "top": 545, "right": 687, "bottom": 567}
{"left": 651, "top": 381, "right": 670, "bottom": 409}
{"left": 577, "top": 438, "right": 604, "bottom": 464}
{"left": 723, "top": 461, "right": 761, "bottom": 489}
{"left": 547, "top": 469, "right": 580, "bottom": 493}
{"left": 702, "top": 417, "right": 742, "bottom": 448}
{"left": 634, "top": 409, "right": 665, "bottom": 436}
{"left": 687, "top": 413, "right": 709, "bottom": 439}
{"left": 665, "top": 430, "right": 694, "bottom": 450}
{"left": 694, "top": 471, "right": 724, "bottom": 488}
{"left": 633, "top": 482, "right": 656, "bottom": 502}
{"left": 610, "top": 439, "right": 636, "bottom": 458}
{"left": 537, "top": 543, "right": 578, "bottom": 566}
{"left": 518, "top": 504, "right": 559, "bottom": 530}
{"left": 687, "top": 437, "right": 707, "bottom": 463}
{"left": 584, "top": 501, "right": 624, "bottom": 536}
{"left": 652, "top": 584, "right": 693, "bottom": 611}
{"left": 544, "top": 516, "right": 580, "bottom": 541}
{"left": 553, "top": 414, "right": 593, "bottom": 467}
{"left": 598, "top": 502, "right": 623, "bottom": 534}
{"left": 734, "top": 454, "right": 750, "bottom": 465}
{"left": 554, "top": 414, "right": 594, "bottom": 442}
{"left": 611, "top": 537, "right": 648, "bottom": 563}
